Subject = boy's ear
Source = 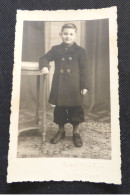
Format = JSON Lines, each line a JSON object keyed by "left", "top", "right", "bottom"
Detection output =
{"left": 59, "top": 32, "right": 62, "bottom": 37}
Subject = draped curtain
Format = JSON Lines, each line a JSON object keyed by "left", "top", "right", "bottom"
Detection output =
{"left": 83, "top": 19, "right": 110, "bottom": 116}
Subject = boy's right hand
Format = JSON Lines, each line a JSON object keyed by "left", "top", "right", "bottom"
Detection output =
{"left": 41, "top": 67, "right": 49, "bottom": 74}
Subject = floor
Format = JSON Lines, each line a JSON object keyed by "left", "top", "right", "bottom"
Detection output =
{"left": 17, "top": 106, "right": 111, "bottom": 159}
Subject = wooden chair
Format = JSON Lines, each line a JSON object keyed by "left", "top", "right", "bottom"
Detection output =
{"left": 18, "top": 64, "right": 47, "bottom": 142}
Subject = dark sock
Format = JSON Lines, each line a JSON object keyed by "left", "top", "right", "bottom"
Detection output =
{"left": 73, "top": 124, "right": 80, "bottom": 135}
{"left": 59, "top": 124, "right": 65, "bottom": 133}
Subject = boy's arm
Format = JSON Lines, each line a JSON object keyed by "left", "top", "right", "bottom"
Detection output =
{"left": 39, "top": 47, "right": 55, "bottom": 70}
{"left": 79, "top": 49, "right": 89, "bottom": 91}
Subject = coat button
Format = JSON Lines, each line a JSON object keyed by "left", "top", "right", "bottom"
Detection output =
{"left": 60, "top": 69, "right": 64, "bottom": 74}
{"left": 65, "top": 48, "right": 68, "bottom": 50}
{"left": 69, "top": 57, "right": 72, "bottom": 60}
{"left": 62, "top": 57, "right": 65, "bottom": 61}
{"left": 67, "top": 69, "right": 71, "bottom": 73}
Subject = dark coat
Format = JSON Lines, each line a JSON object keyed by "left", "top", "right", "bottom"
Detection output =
{"left": 39, "top": 42, "right": 88, "bottom": 106}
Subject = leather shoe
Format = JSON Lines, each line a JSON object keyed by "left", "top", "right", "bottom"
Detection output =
{"left": 50, "top": 131, "right": 65, "bottom": 144}
{"left": 73, "top": 133, "right": 83, "bottom": 147}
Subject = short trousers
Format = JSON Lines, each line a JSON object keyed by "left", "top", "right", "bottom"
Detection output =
{"left": 53, "top": 106, "right": 84, "bottom": 125}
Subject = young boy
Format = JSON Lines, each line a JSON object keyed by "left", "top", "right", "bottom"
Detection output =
{"left": 39, "top": 23, "right": 88, "bottom": 147}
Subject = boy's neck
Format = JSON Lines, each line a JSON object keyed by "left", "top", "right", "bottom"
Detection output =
{"left": 62, "top": 42, "right": 75, "bottom": 47}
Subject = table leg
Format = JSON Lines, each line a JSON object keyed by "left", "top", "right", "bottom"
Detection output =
{"left": 42, "top": 75, "right": 47, "bottom": 142}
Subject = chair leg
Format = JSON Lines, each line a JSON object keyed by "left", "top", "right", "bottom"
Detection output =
{"left": 36, "top": 75, "right": 40, "bottom": 124}
{"left": 42, "top": 75, "right": 47, "bottom": 142}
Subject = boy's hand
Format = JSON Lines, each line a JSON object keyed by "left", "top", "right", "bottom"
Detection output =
{"left": 81, "top": 89, "right": 88, "bottom": 95}
{"left": 41, "top": 67, "right": 49, "bottom": 74}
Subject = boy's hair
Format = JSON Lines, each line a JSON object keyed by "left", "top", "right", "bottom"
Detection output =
{"left": 61, "top": 23, "right": 77, "bottom": 32}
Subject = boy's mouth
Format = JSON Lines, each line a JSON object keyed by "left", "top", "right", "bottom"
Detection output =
{"left": 65, "top": 39, "right": 72, "bottom": 42}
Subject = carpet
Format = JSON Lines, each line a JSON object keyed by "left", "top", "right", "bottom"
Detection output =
{"left": 17, "top": 106, "right": 111, "bottom": 159}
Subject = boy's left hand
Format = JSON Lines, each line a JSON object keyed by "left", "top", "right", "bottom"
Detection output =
{"left": 81, "top": 89, "right": 88, "bottom": 95}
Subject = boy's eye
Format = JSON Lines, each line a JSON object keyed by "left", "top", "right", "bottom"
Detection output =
{"left": 63, "top": 33, "right": 74, "bottom": 36}
{"left": 64, "top": 33, "right": 68, "bottom": 35}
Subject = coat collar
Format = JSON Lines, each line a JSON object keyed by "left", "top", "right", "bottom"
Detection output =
{"left": 59, "top": 42, "right": 79, "bottom": 52}
{"left": 60, "top": 42, "right": 78, "bottom": 48}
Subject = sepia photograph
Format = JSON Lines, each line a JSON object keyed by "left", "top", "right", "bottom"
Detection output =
{"left": 18, "top": 19, "right": 111, "bottom": 159}
{"left": 8, "top": 8, "right": 121, "bottom": 184}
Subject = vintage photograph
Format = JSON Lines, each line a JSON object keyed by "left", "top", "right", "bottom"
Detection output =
{"left": 18, "top": 20, "right": 111, "bottom": 159}
{"left": 8, "top": 8, "right": 121, "bottom": 184}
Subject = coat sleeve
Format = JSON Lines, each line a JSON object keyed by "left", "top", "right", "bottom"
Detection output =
{"left": 79, "top": 49, "right": 89, "bottom": 90}
{"left": 39, "top": 46, "right": 55, "bottom": 70}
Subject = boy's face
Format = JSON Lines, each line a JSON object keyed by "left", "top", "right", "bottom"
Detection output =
{"left": 60, "top": 28, "right": 77, "bottom": 45}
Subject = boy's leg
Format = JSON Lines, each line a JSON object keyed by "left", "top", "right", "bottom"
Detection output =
{"left": 51, "top": 106, "right": 67, "bottom": 144}
{"left": 72, "top": 123, "right": 82, "bottom": 147}
{"left": 73, "top": 123, "right": 80, "bottom": 134}
{"left": 68, "top": 106, "right": 84, "bottom": 147}
{"left": 68, "top": 106, "right": 84, "bottom": 127}
{"left": 53, "top": 106, "right": 68, "bottom": 125}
